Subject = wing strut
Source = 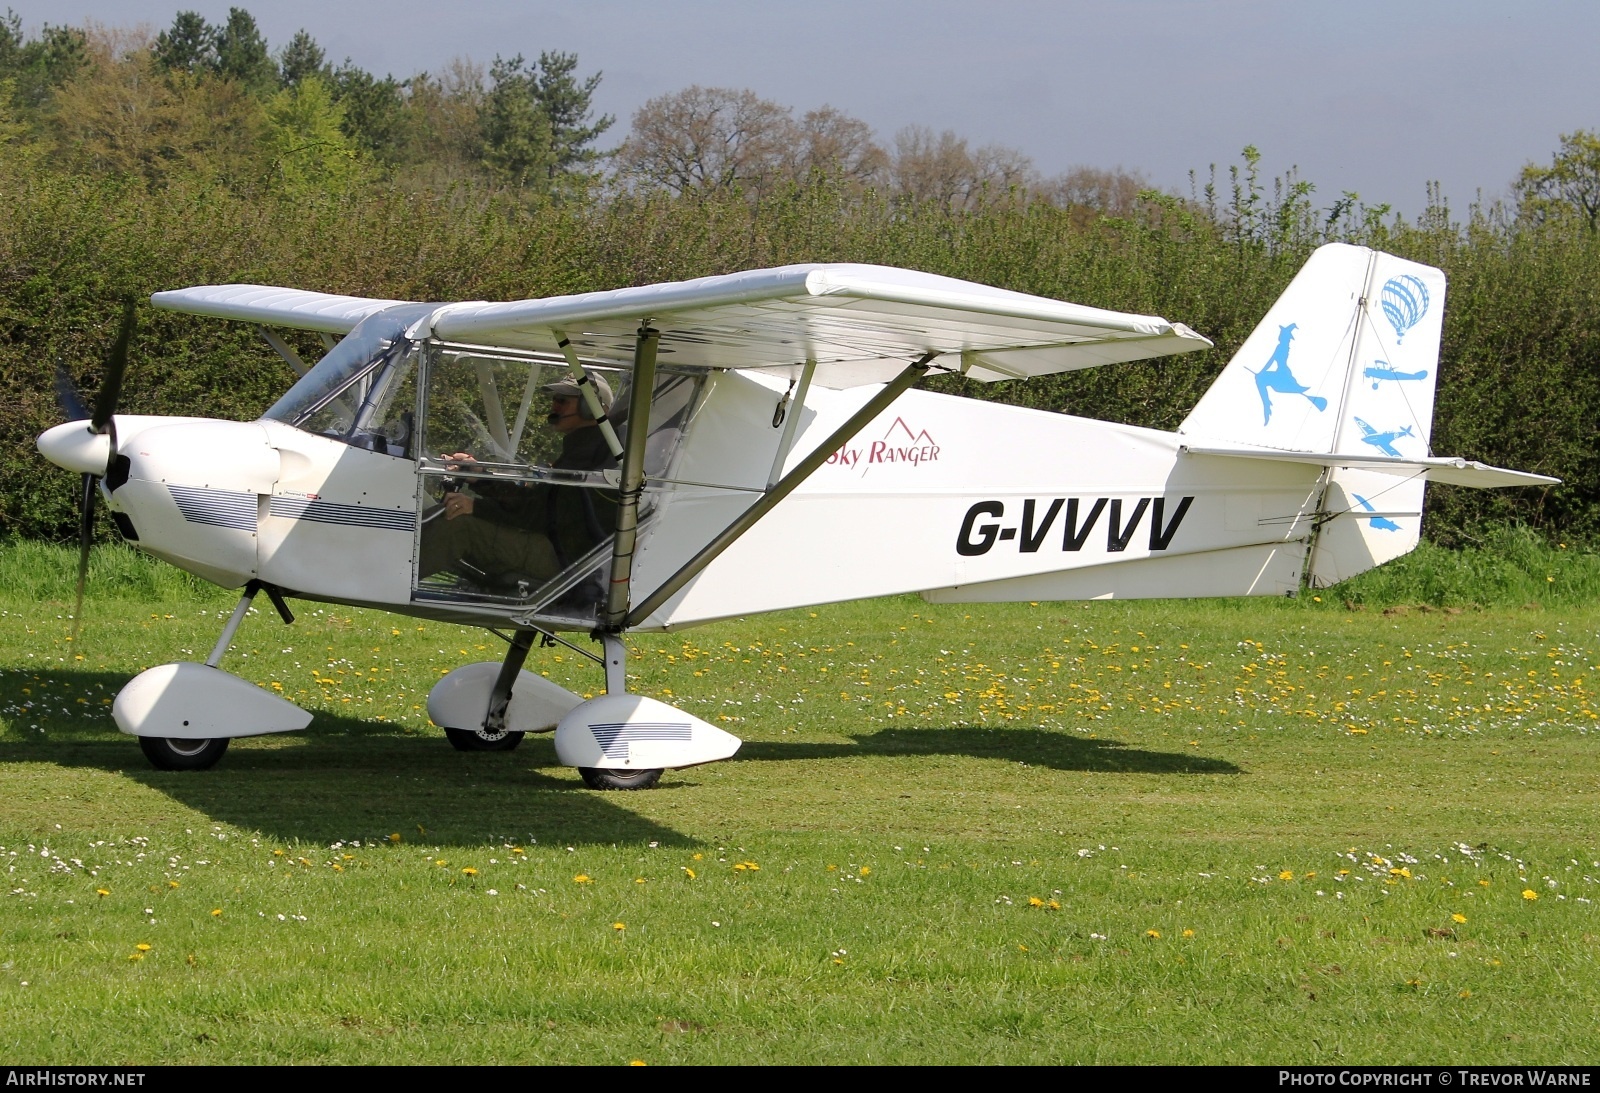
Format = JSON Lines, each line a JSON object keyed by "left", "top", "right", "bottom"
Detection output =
{"left": 551, "top": 327, "right": 626, "bottom": 460}
{"left": 601, "top": 326, "right": 660, "bottom": 630}
{"left": 623, "top": 352, "right": 936, "bottom": 629}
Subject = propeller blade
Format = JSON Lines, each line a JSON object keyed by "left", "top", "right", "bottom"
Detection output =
{"left": 72, "top": 472, "right": 96, "bottom": 644}
{"left": 91, "top": 298, "right": 136, "bottom": 434}
{"left": 54, "top": 365, "right": 91, "bottom": 422}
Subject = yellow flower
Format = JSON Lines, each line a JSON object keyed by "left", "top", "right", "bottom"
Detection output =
{"left": 388, "top": 833, "right": 402, "bottom": 844}
{"left": 461, "top": 867, "right": 478, "bottom": 876}
{"left": 95, "top": 888, "right": 109, "bottom": 897}
{"left": 1459, "top": 990, "right": 1473, "bottom": 999}
{"left": 630, "top": 1061, "right": 646, "bottom": 1067}
{"left": 128, "top": 953, "right": 144, "bottom": 962}
{"left": 135, "top": 943, "right": 151, "bottom": 952}
{"left": 635, "top": 878, "right": 646, "bottom": 885}
{"left": 272, "top": 849, "right": 285, "bottom": 857}
{"left": 1522, "top": 889, "right": 1538, "bottom": 900}
{"left": 331, "top": 863, "right": 343, "bottom": 873}
{"left": 1048, "top": 900, "right": 1061, "bottom": 911}
{"left": 1182, "top": 929, "right": 1195, "bottom": 938}
{"left": 732, "top": 863, "right": 748, "bottom": 873}
{"left": 1146, "top": 929, "right": 1161, "bottom": 939}
{"left": 210, "top": 909, "right": 222, "bottom": 917}
{"left": 1478, "top": 880, "right": 1491, "bottom": 887}
{"left": 682, "top": 868, "right": 696, "bottom": 879}
{"left": 1452, "top": 913, "right": 1468, "bottom": 924}
{"left": 574, "top": 874, "right": 592, "bottom": 884}
{"left": 1278, "top": 870, "right": 1294, "bottom": 881}
{"left": 612, "top": 922, "right": 626, "bottom": 931}
{"left": 1017, "top": 944, "right": 1029, "bottom": 952}
{"left": 859, "top": 866, "right": 871, "bottom": 877}
{"left": 692, "top": 853, "right": 703, "bottom": 861}
{"left": 1028, "top": 896, "right": 1044, "bottom": 907}
{"left": 167, "top": 881, "right": 179, "bottom": 889}
{"left": 826, "top": 864, "right": 837, "bottom": 872}
{"left": 435, "top": 859, "right": 448, "bottom": 867}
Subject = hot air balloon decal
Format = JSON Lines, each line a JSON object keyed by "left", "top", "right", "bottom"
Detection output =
{"left": 1380, "top": 275, "right": 1430, "bottom": 342}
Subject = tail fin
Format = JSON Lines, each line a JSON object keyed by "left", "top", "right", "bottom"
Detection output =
{"left": 1180, "top": 243, "right": 1448, "bottom": 587}
{"left": 1179, "top": 242, "right": 1444, "bottom": 454}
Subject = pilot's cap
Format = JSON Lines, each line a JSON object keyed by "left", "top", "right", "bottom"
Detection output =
{"left": 542, "top": 372, "right": 614, "bottom": 415}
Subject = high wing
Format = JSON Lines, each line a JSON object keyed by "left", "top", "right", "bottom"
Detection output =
{"left": 152, "top": 264, "right": 1212, "bottom": 389}
{"left": 149, "top": 285, "right": 415, "bottom": 335}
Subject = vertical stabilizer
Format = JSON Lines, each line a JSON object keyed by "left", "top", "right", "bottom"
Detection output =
{"left": 1178, "top": 242, "right": 1448, "bottom": 588}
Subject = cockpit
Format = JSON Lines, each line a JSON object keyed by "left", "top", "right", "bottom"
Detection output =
{"left": 261, "top": 304, "right": 701, "bottom": 625}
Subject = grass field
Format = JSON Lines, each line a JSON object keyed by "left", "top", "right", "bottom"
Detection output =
{"left": 1, "top": 542, "right": 1598, "bottom": 1064}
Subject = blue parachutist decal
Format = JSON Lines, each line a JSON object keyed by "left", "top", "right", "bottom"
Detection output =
{"left": 1250, "top": 323, "right": 1327, "bottom": 425}
{"left": 1352, "top": 493, "right": 1402, "bottom": 532}
{"left": 1363, "top": 361, "right": 1429, "bottom": 390}
{"left": 1380, "top": 275, "right": 1430, "bottom": 343}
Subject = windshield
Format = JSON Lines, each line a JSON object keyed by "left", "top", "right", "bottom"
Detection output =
{"left": 261, "top": 303, "right": 437, "bottom": 454}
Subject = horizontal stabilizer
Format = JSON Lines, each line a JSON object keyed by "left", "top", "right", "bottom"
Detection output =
{"left": 1181, "top": 445, "right": 1558, "bottom": 489}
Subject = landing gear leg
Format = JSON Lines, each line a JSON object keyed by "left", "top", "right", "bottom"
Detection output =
{"left": 445, "top": 628, "right": 534, "bottom": 752}
{"left": 578, "top": 634, "right": 663, "bottom": 790}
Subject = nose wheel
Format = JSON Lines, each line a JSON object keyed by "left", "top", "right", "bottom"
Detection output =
{"left": 444, "top": 726, "right": 525, "bottom": 751}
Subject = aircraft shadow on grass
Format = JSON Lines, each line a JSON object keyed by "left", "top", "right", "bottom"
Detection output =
{"left": 1, "top": 670, "right": 1239, "bottom": 847}
{"left": 739, "top": 726, "right": 1242, "bottom": 776}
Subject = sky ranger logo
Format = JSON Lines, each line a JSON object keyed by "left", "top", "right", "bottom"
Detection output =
{"left": 957, "top": 496, "right": 1195, "bottom": 557}
{"left": 827, "top": 417, "right": 940, "bottom": 475}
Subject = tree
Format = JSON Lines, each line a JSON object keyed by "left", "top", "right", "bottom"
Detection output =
{"left": 265, "top": 74, "right": 359, "bottom": 194}
{"left": 531, "top": 50, "right": 611, "bottom": 176}
{"left": 0, "top": 14, "right": 89, "bottom": 112}
{"left": 889, "top": 125, "right": 1035, "bottom": 210}
{"left": 481, "top": 54, "right": 553, "bottom": 186}
{"left": 617, "top": 85, "right": 796, "bottom": 196}
{"left": 329, "top": 60, "right": 405, "bottom": 159}
{"left": 152, "top": 11, "right": 215, "bottom": 75}
{"left": 214, "top": 8, "right": 274, "bottom": 91}
{"left": 1515, "top": 130, "right": 1600, "bottom": 234}
{"left": 278, "top": 29, "right": 326, "bottom": 89}
{"left": 793, "top": 105, "right": 886, "bottom": 186}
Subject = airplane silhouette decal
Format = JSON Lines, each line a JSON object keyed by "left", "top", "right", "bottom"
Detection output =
{"left": 1363, "top": 362, "right": 1430, "bottom": 390}
{"left": 1353, "top": 417, "right": 1415, "bottom": 457}
{"left": 1251, "top": 323, "right": 1327, "bottom": 425}
{"left": 1351, "top": 493, "right": 1402, "bottom": 532}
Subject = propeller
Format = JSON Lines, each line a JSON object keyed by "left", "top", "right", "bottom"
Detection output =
{"left": 58, "top": 298, "right": 136, "bottom": 642}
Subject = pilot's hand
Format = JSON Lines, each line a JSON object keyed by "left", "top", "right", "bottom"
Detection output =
{"left": 441, "top": 451, "right": 479, "bottom": 471}
{"left": 442, "top": 491, "right": 475, "bottom": 520}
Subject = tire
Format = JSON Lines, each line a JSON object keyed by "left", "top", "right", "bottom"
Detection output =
{"left": 444, "top": 727, "right": 525, "bottom": 752}
{"left": 579, "top": 766, "right": 663, "bottom": 791}
{"left": 138, "top": 736, "right": 229, "bottom": 771}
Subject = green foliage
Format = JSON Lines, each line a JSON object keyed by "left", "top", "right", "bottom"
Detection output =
{"left": 1516, "top": 130, "right": 1600, "bottom": 234}
{"left": 265, "top": 75, "right": 360, "bottom": 195}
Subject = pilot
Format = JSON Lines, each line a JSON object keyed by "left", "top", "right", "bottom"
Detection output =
{"left": 418, "top": 373, "right": 618, "bottom": 588}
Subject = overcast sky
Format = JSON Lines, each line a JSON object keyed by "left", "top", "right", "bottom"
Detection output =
{"left": 28, "top": 1, "right": 1600, "bottom": 215}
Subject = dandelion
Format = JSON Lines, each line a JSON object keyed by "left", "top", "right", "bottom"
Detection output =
{"left": 612, "top": 922, "right": 626, "bottom": 931}
{"left": 95, "top": 888, "right": 109, "bottom": 897}
{"left": 1028, "top": 896, "right": 1044, "bottom": 907}
{"left": 128, "top": 952, "right": 144, "bottom": 962}
{"left": 273, "top": 849, "right": 285, "bottom": 857}
{"left": 692, "top": 853, "right": 703, "bottom": 861}
{"left": 461, "top": 867, "right": 478, "bottom": 877}
{"left": 1048, "top": 900, "right": 1061, "bottom": 911}
{"left": 1459, "top": 990, "right": 1473, "bottom": 999}
{"left": 1018, "top": 944, "right": 1029, "bottom": 951}
{"left": 574, "top": 874, "right": 592, "bottom": 884}
{"left": 1523, "top": 889, "right": 1539, "bottom": 901}
{"left": 435, "top": 859, "right": 448, "bottom": 867}
{"left": 1278, "top": 870, "right": 1294, "bottom": 881}
{"left": 732, "top": 863, "right": 747, "bottom": 873}
{"left": 1182, "top": 929, "right": 1195, "bottom": 938}
{"left": 210, "top": 909, "right": 222, "bottom": 917}
{"left": 682, "top": 868, "right": 695, "bottom": 879}
{"left": 1478, "top": 880, "right": 1491, "bottom": 887}
{"left": 1145, "top": 929, "right": 1161, "bottom": 939}
{"left": 1452, "top": 913, "right": 1468, "bottom": 924}
{"left": 167, "top": 881, "right": 179, "bottom": 889}
{"left": 859, "top": 866, "right": 871, "bottom": 877}
{"left": 135, "top": 943, "right": 151, "bottom": 952}
{"left": 388, "top": 833, "right": 402, "bottom": 844}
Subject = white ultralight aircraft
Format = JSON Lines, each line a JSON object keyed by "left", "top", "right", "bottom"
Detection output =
{"left": 37, "top": 243, "right": 1555, "bottom": 785}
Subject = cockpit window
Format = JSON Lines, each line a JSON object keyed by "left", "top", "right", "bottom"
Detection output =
{"left": 260, "top": 303, "right": 436, "bottom": 456}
